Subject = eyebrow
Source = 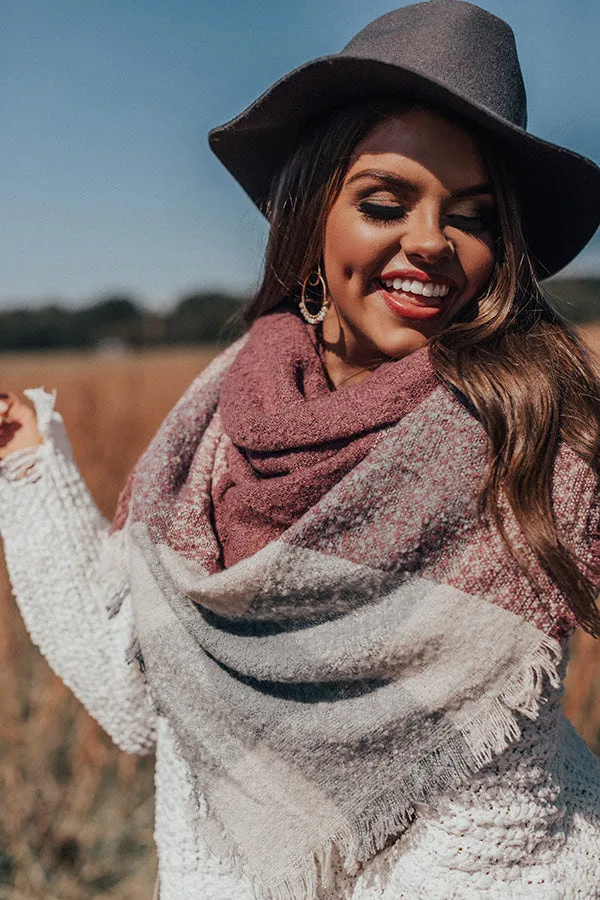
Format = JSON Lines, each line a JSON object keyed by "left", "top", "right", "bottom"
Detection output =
{"left": 346, "top": 170, "right": 494, "bottom": 198}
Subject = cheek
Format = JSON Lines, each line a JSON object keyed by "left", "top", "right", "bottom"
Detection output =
{"left": 324, "top": 209, "right": 391, "bottom": 284}
{"left": 462, "top": 236, "right": 496, "bottom": 293}
{"left": 323, "top": 229, "right": 400, "bottom": 307}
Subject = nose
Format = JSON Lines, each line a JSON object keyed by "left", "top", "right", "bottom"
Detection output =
{"left": 401, "top": 208, "right": 454, "bottom": 264}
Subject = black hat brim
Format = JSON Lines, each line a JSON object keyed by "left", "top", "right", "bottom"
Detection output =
{"left": 209, "top": 56, "right": 600, "bottom": 280}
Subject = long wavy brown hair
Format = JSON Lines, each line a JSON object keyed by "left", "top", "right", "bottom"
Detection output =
{"left": 244, "top": 98, "right": 600, "bottom": 636}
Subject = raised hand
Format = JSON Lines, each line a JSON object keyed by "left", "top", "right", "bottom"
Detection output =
{"left": 0, "top": 392, "right": 44, "bottom": 459}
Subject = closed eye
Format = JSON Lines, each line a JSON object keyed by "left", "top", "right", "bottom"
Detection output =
{"left": 358, "top": 201, "right": 408, "bottom": 223}
{"left": 446, "top": 213, "right": 496, "bottom": 233}
{"left": 359, "top": 202, "right": 496, "bottom": 233}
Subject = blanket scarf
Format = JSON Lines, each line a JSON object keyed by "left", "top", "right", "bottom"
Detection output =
{"left": 112, "top": 301, "right": 600, "bottom": 900}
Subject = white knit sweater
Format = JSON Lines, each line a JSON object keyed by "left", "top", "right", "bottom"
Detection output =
{"left": 1, "top": 390, "right": 599, "bottom": 900}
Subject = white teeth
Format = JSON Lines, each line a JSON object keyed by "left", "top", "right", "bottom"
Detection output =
{"left": 381, "top": 277, "right": 452, "bottom": 299}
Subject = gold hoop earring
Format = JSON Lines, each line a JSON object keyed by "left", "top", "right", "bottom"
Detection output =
{"left": 299, "top": 265, "right": 330, "bottom": 325}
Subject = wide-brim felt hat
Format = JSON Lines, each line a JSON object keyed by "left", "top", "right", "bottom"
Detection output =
{"left": 208, "top": 0, "right": 600, "bottom": 280}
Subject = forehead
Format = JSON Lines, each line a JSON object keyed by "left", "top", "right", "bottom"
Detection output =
{"left": 345, "top": 108, "right": 489, "bottom": 189}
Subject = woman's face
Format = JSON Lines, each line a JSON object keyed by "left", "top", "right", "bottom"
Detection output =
{"left": 321, "top": 107, "right": 497, "bottom": 386}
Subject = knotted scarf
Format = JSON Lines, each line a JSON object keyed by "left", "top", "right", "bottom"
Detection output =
{"left": 212, "top": 302, "right": 441, "bottom": 566}
{"left": 112, "top": 301, "right": 600, "bottom": 900}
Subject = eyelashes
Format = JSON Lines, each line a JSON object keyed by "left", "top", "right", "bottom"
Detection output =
{"left": 357, "top": 201, "right": 496, "bottom": 233}
{"left": 447, "top": 213, "right": 497, "bottom": 234}
{"left": 358, "top": 201, "right": 408, "bottom": 222}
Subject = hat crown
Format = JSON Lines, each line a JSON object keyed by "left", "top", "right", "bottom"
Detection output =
{"left": 342, "top": 0, "right": 527, "bottom": 129}
{"left": 209, "top": 1, "right": 600, "bottom": 279}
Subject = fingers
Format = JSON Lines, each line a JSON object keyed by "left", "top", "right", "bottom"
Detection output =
{"left": 0, "top": 393, "right": 14, "bottom": 424}
{"left": 0, "top": 391, "right": 43, "bottom": 458}
{"left": 0, "top": 392, "right": 36, "bottom": 427}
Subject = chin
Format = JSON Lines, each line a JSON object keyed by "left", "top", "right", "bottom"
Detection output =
{"left": 369, "top": 324, "right": 430, "bottom": 361}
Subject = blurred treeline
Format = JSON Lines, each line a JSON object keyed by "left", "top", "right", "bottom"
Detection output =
{"left": 0, "top": 279, "right": 599, "bottom": 352}
{"left": 0, "top": 291, "right": 246, "bottom": 353}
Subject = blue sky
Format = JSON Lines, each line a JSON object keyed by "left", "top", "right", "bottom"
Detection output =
{"left": 1, "top": 0, "right": 599, "bottom": 311}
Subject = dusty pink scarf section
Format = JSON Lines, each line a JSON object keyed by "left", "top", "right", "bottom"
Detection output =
{"left": 213, "top": 300, "right": 440, "bottom": 567}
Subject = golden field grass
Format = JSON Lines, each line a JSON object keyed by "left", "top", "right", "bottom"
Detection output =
{"left": 0, "top": 333, "right": 600, "bottom": 899}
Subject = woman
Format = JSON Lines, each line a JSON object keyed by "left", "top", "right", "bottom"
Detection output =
{"left": 2, "top": 2, "right": 600, "bottom": 898}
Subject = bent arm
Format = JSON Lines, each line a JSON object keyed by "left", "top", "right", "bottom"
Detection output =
{"left": 0, "top": 389, "right": 156, "bottom": 754}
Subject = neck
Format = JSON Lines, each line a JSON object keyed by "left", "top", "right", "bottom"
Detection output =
{"left": 321, "top": 347, "right": 379, "bottom": 389}
{"left": 318, "top": 313, "right": 390, "bottom": 390}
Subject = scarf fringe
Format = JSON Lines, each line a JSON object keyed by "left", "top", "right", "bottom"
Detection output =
{"left": 106, "top": 580, "right": 130, "bottom": 619}
{"left": 125, "top": 635, "right": 144, "bottom": 671}
{"left": 124, "top": 634, "right": 163, "bottom": 716}
{"left": 199, "top": 632, "right": 562, "bottom": 900}
{"left": 457, "top": 632, "right": 562, "bottom": 770}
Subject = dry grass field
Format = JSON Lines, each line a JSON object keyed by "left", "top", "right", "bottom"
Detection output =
{"left": 0, "top": 332, "right": 600, "bottom": 899}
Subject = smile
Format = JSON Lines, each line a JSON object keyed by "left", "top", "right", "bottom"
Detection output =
{"left": 380, "top": 277, "right": 450, "bottom": 300}
{"left": 376, "top": 278, "right": 456, "bottom": 320}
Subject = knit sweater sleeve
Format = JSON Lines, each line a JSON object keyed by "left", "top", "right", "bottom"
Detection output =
{"left": 0, "top": 389, "right": 156, "bottom": 755}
